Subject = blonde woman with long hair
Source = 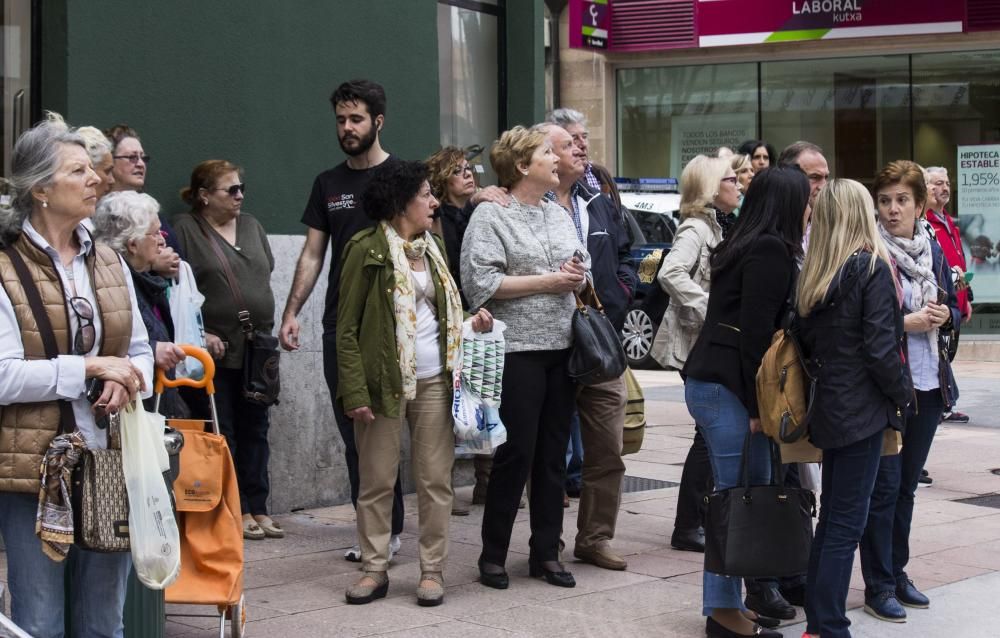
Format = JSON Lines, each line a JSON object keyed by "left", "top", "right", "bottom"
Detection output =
{"left": 794, "top": 179, "right": 912, "bottom": 638}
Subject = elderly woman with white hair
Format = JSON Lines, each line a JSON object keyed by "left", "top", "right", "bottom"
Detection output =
{"left": 75, "top": 125, "right": 116, "bottom": 199}
{"left": 0, "top": 117, "right": 153, "bottom": 637}
{"left": 92, "top": 190, "right": 187, "bottom": 416}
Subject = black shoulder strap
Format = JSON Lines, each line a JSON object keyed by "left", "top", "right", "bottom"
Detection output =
{"left": 193, "top": 215, "right": 254, "bottom": 335}
{"left": 3, "top": 246, "right": 77, "bottom": 434}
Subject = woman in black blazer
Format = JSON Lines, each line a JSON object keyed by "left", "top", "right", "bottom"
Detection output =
{"left": 682, "top": 166, "right": 810, "bottom": 638}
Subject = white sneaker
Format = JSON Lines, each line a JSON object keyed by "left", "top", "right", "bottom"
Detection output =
{"left": 344, "top": 544, "right": 362, "bottom": 562}
{"left": 389, "top": 534, "right": 401, "bottom": 561}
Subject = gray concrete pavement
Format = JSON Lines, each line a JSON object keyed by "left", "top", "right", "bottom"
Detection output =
{"left": 3, "top": 363, "right": 999, "bottom": 637}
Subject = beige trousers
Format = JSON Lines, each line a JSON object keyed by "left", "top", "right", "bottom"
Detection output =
{"left": 355, "top": 373, "right": 454, "bottom": 572}
{"left": 575, "top": 373, "right": 628, "bottom": 550}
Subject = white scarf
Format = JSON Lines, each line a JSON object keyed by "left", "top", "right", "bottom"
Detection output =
{"left": 382, "top": 222, "right": 464, "bottom": 400}
{"left": 879, "top": 222, "right": 938, "bottom": 340}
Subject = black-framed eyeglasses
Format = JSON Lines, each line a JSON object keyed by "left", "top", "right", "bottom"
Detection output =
{"left": 112, "top": 154, "right": 150, "bottom": 165}
{"left": 451, "top": 164, "right": 473, "bottom": 176}
{"left": 214, "top": 183, "right": 246, "bottom": 197}
{"left": 720, "top": 176, "right": 738, "bottom": 185}
{"left": 70, "top": 296, "right": 96, "bottom": 355}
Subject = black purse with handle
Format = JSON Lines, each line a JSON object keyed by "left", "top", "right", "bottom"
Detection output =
{"left": 567, "top": 281, "right": 627, "bottom": 386}
{"left": 704, "top": 434, "right": 816, "bottom": 578}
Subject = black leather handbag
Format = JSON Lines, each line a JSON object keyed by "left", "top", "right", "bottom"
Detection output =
{"left": 704, "top": 434, "right": 816, "bottom": 578}
{"left": 568, "top": 282, "right": 627, "bottom": 386}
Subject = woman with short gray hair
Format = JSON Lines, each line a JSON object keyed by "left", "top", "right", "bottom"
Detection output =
{"left": 0, "top": 116, "right": 154, "bottom": 637}
{"left": 93, "top": 191, "right": 188, "bottom": 417}
{"left": 76, "top": 125, "right": 116, "bottom": 198}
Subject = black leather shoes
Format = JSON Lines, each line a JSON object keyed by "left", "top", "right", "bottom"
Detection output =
{"left": 895, "top": 577, "right": 930, "bottom": 608}
{"left": 746, "top": 612, "right": 781, "bottom": 629}
{"left": 745, "top": 587, "right": 796, "bottom": 620}
{"left": 528, "top": 557, "right": 576, "bottom": 588}
{"left": 478, "top": 557, "right": 509, "bottom": 590}
{"left": 670, "top": 527, "right": 705, "bottom": 553}
{"left": 779, "top": 582, "right": 806, "bottom": 607}
{"left": 706, "top": 616, "right": 781, "bottom": 638}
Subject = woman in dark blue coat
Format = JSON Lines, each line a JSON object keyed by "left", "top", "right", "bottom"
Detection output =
{"left": 859, "top": 160, "right": 960, "bottom": 624}
{"left": 795, "top": 179, "right": 913, "bottom": 638}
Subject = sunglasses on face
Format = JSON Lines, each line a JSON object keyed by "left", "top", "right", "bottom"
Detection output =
{"left": 720, "top": 176, "right": 738, "bottom": 185}
{"left": 70, "top": 296, "right": 95, "bottom": 355}
{"left": 451, "top": 164, "right": 473, "bottom": 176}
{"left": 213, "top": 183, "right": 246, "bottom": 197}
{"left": 113, "top": 154, "right": 150, "bottom": 165}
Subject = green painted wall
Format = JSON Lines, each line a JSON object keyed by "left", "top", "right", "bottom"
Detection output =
{"left": 41, "top": 1, "right": 545, "bottom": 234}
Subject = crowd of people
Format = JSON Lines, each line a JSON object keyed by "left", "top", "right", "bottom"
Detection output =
{"left": 0, "top": 76, "right": 970, "bottom": 638}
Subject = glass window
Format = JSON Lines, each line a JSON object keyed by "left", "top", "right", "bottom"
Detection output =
{"left": 437, "top": 3, "right": 499, "bottom": 185}
{"left": 617, "top": 63, "right": 757, "bottom": 179}
{"left": 760, "top": 55, "right": 910, "bottom": 187}
{"left": 3, "top": 0, "right": 34, "bottom": 177}
{"left": 913, "top": 50, "right": 1000, "bottom": 325}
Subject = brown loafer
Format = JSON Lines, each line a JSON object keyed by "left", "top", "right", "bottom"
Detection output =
{"left": 574, "top": 543, "right": 627, "bottom": 570}
{"left": 346, "top": 571, "right": 389, "bottom": 604}
{"left": 242, "top": 516, "right": 265, "bottom": 540}
{"left": 416, "top": 572, "right": 445, "bottom": 607}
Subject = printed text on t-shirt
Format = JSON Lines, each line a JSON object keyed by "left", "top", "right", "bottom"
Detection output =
{"left": 327, "top": 194, "right": 356, "bottom": 211}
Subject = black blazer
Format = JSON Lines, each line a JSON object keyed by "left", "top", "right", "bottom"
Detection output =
{"left": 578, "top": 183, "right": 637, "bottom": 331}
{"left": 683, "top": 233, "right": 795, "bottom": 418}
{"left": 797, "top": 252, "right": 913, "bottom": 450}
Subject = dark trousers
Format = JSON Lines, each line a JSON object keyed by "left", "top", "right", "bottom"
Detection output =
{"left": 481, "top": 349, "right": 576, "bottom": 564}
{"left": 805, "top": 430, "right": 884, "bottom": 638}
{"left": 861, "top": 389, "right": 944, "bottom": 595}
{"left": 323, "top": 333, "right": 403, "bottom": 535}
{"left": 213, "top": 367, "right": 272, "bottom": 515}
{"left": 674, "top": 429, "right": 712, "bottom": 532}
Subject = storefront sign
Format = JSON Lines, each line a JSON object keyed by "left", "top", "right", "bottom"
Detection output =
{"left": 569, "top": 0, "right": 610, "bottom": 50}
{"left": 698, "top": 0, "right": 963, "bottom": 48}
{"left": 669, "top": 112, "right": 757, "bottom": 176}
{"left": 957, "top": 144, "right": 1000, "bottom": 303}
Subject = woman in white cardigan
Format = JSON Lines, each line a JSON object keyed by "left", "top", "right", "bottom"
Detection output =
{"left": 651, "top": 155, "right": 735, "bottom": 370}
{"left": 653, "top": 154, "right": 746, "bottom": 569}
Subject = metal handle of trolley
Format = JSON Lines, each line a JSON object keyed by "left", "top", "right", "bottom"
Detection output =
{"left": 153, "top": 344, "right": 221, "bottom": 435}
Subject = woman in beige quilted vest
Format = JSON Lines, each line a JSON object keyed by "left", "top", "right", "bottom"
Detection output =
{"left": 0, "top": 117, "right": 154, "bottom": 637}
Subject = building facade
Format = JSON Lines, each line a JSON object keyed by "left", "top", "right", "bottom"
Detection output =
{"left": 2, "top": 0, "right": 546, "bottom": 511}
{"left": 556, "top": 0, "right": 1000, "bottom": 338}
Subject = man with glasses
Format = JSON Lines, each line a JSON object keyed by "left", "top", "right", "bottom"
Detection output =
{"left": 278, "top": 79, "right": 406, "bottom": 563}
{"left": 925, "top": 166, "right": 971, "bottom": 425}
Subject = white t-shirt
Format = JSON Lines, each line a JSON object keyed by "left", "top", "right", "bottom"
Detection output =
{"left": 413, "top": 270, "right": 442, "bottom": 379}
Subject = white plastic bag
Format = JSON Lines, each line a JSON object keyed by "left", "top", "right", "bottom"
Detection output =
{"left": 168, "top": 260, "right": 207, "bottom": 380}
{"left": 453, "top": 318, "right": 507, "bottom": 454}
{"left": 120, "top": 401, "right": 181, "bottom": 589}
{"left": 453, "top": 369, "right": 507, "bottom": 455}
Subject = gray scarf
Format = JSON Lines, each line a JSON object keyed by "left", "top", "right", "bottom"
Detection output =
{"left": 878, "top": 223, "right": 936, "bottom": 311}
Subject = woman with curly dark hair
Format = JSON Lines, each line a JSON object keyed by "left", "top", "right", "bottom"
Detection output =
{"left": 337, "top": 159, "right": 493, "bottom": 607}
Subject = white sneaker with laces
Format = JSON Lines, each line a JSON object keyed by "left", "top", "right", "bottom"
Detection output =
{"left": 389, "top": 534, "right": 401, "bottom": 561}
{"left": 344, "top": 544, "right": 362, "bottom": 562}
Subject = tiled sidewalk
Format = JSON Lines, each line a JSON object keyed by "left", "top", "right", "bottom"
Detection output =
{"left": 3, "top": 364, "right": 999, "bottom": 637}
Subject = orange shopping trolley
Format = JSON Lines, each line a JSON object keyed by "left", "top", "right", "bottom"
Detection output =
{"left": 155, "top": 345, "right": 247, "bottom": 638}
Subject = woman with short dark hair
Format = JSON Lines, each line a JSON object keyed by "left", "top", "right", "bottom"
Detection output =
{"left": 859, "top": 160, "right": 960, "bottom": 623}
{"left": 337, "top": 159, "right": 492, "bottom": 607}
{"left": 682, "top": 166, "right": 810, "bottom": 638}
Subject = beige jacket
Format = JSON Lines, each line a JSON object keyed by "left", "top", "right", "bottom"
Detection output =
{"left": 650, "top": 213, "right": 722, "bottom": 370}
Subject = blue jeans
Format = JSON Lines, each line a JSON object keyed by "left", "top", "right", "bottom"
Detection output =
{"left": 805, "top": 430, "right": 884, "bottom": 638}
{"left": 685, "top": 378, "right": 771, "bottom": 616}
{"left": 861, "top": 389, "right": 944, "bottom": 596}
{"left": 565, "top": 411, "right": 583, "bottom": 491}
{"left": 0, "top": 491, "right": 131, "bottom": 638}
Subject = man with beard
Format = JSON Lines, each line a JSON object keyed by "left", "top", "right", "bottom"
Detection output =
{"left": 279, "top": 79, "right": 405, "bottom": 562}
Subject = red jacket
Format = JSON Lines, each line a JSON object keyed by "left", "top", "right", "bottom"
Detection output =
{"left": 926, "top": 209, "right": 971, "bottom": 319}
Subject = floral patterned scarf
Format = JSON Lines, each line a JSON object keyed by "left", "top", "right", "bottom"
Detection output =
{"left": 382, "top": 222, "right": 464, "bottom": 400}
{"left": 36, "top": 430, "right": 87, "bottom": 561}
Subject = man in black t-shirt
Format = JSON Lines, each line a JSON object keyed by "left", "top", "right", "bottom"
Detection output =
{"left": 279, "top": 79, "right": 404, "bottom": 561}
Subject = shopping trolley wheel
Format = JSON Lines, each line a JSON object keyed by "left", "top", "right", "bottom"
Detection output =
{"left": 223, "top": 594, "right": 247, "bottom": 638}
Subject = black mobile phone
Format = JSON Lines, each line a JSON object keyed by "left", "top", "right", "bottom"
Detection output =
{"left": 85, "top": 378, "right": 105, "bottom": 404}
{"left": 573, "top": 249, "right": 586, "bottom": 262}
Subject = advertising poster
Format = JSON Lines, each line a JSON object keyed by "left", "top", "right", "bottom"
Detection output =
{"left": 669, "top": 112, "right": 757, "bottom": 176}
{"left": 568, "top": 0, "right": 610, "bottom": 50}
{"left": 698, "top": 0, "right": 963, "bottom": 47}
{"left": 957, "top": 144, "right": 1000, "bottom": 304}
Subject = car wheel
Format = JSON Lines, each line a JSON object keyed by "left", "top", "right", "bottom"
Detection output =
{"left": 621, "top": 307, "right": 658, "bottom": 369}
